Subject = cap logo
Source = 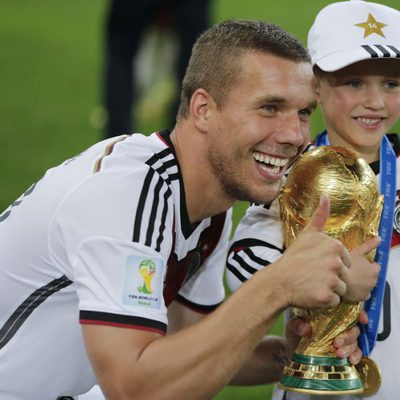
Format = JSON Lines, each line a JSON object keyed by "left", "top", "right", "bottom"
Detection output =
{"left": 355, "top": 13, "right": 387, "bottom": 38}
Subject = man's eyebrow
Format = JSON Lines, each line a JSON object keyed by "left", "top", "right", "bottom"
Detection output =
{"left": 256, "top": 95, "right": 287, "bottom": 104}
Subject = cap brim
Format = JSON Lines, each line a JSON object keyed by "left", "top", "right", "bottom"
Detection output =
{"left": 315, "top": 45, "right": 400, "bottom": 72}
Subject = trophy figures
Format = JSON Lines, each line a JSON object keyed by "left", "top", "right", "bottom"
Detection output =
{"left": 278, "top": 146, "right": 383, "bottom": 395}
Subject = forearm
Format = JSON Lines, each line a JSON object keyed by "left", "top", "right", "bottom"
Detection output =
{"left": 85, "top": 271, "right": 287, "bottom": 400}
{"left": 230, "top": 335, "right": 289, "bottom": 386}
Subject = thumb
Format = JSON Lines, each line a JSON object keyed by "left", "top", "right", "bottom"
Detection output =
{"left": 303, "top": 194, "right": 330, "bottom": 233}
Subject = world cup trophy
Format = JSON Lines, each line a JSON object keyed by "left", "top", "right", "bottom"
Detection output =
{"left": 278, "top": 146, "right": 383, "bottom": 395}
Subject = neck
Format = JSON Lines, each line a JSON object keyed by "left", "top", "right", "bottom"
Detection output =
{"left": 325, "top": 132, "right": 380, "bottom": 164}
{"left": 170, "top": 124, "right": 235, "bottom": 223}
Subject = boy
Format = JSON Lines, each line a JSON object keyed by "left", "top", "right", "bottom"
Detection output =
{"left": 227, "top": 1, "right": 400, "bottom": 399}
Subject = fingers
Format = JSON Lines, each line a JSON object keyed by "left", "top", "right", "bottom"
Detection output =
{"left": 358, "top": 310, "right": 368, "bottom": 325}
{"left": 286, "top": 318, "right": 312, "bottom": 338}
{"left": 333, "top": 278, "right": 347, "bottom": 298}
{"left": 341, "top": 247, "right": 352, "bottom": 269}
{"left": 351, "top": 236, "right": 381, "bottom": 257}
{"left": 303, "top": 194, "right": 330, "bottom": 233}
{"left": 333, "top": 325, "right": 362, "bottom": 363}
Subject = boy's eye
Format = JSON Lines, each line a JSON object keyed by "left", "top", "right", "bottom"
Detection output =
{"left": 385, "top": 80, "right": 400, "bottom": 89}
{"left": 346, "top": 79, "right": 362, "bottom": 88}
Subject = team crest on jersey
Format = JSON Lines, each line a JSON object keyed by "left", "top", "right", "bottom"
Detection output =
{"left": 123, "top": 255, "right": 164, "bottom": 309}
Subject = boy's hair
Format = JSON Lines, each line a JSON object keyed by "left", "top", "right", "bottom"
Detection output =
{"left": 177, "top": 19, "right": 311, "bottom": 119}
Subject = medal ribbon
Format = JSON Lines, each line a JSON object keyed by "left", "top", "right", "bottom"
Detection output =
{"left": 314, "top": 132, "right": 396, "bottom": 355}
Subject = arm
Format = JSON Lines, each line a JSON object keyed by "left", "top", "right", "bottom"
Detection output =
{"left": 227, "top": 201, "right": 380, "bottom": 303}
{"left": 82, "top": 198, "right": 353, "bottom": 400}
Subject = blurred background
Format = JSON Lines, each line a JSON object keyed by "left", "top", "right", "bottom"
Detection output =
{"left": 1, "top": 1, "right": 398, "bottom": 399}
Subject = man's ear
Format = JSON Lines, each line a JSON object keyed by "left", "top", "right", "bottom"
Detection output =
{"left": 189, "top": 88, "right": 215, "bottom": 132}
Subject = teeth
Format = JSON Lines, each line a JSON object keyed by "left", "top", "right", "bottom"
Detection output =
{"left": 253, "top": 152, "right": 288, "bottom": 168}
{"left": 358, "top": 117, "right": 380, "bottom": 126}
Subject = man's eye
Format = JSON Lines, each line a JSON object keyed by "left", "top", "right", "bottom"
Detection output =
{"left": 299, "top": 109, "right": 312, "bottom": 119}
{"left": 262, "top": 105, "right": 278, "bottom": 113}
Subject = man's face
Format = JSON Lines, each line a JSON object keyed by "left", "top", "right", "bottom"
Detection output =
{"left": 317, "top": 59, "right": 400, "bottom": 162}
{"left": 207, "top": 51, "right": 316, "bottom": 204}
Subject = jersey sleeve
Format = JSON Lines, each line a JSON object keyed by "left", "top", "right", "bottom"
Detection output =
{"left": 226, "top": 200, "right": 284, "bottom": 293}
{"left": 49, "top": 163, "right": 174, "bottom": 335}
{"left": 177, "top": 209, "right": 233, "bottom": 312}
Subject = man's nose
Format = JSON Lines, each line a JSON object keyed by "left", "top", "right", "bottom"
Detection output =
{"left": 277, "top": 113, "right": 306, "bottom": 147}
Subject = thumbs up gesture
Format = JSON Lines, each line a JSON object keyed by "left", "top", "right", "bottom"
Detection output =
{"left": 272, "top": 195, "right": 352, "bottom": 309}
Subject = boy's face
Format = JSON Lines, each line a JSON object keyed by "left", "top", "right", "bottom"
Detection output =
{"left": 316, "top": 59, "right": 400, "bottom": 162}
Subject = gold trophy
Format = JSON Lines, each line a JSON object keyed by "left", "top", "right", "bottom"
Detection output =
{"left": 278, "top": 146, "right": 383, "bottom": 395}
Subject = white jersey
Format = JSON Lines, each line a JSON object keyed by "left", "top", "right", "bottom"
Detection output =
{"left": 226, "top": 134, "right": 400, "bottom": 400}
{"left": 0, "top": 130, "right": 231, "bottom": 400}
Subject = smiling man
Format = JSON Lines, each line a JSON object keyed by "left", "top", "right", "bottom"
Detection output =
{"left": 0, "top": 20, "right": 379, "bottom": 400}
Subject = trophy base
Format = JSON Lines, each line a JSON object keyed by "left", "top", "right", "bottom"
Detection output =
{"left": 278, "top": 353, "right": 363, "bottom": 395}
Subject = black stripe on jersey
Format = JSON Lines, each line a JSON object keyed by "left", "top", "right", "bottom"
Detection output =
{"left": 228, "top": 238, "right": 284, "bottom": 255}
{"left": 145, "top": 177, "right": 164, "bottom": 246}
{"left": 133, "top": 168, "right": 155, "bottom": 242}
{"left": 362, "top": 45, "right": 379, "bottom": 58}
{"left": 133, "top": 146, "right": 178, "bottom": 246}
{"left": 243, "top": 247, "right": 271, "bottom": 267}
{"left": 375, "top": 44, "right": 391, "bottom": 57}
{"left": 156, "top": 189, "right": 172, "bottom": 252}
{"left": 80, "top": 310, "right": 167, "bottom": 334}
{"left": 147, "top": 154, "right": 180, "bottom": 184}
{"left": 0, "top": 275, "right": 72, "bottom": 350}
{"left": 232, "top": 252, "right": 259, "bottom": 274}
{"left": 226, "top": 260, "right": 247, "bottom": 283}
{"left": 175, "top": 294, "right": 222, "bottom": 314}
{"left": 388, "top": 45, "right": 400, "bottom": 57}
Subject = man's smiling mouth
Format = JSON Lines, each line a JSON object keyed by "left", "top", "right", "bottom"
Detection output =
{"left": 253, "top": 152, "right": 289, "bottom": 173}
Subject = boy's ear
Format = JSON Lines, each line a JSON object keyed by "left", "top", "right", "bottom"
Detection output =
{"left": 314, "top": 78, "right": 321, "bottom": 102}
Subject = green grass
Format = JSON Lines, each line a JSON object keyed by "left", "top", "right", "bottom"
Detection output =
{"left": 1, "top": 1, "right": 399, "bottom": 399}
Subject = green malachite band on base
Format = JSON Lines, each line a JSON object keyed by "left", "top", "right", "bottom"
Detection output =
{"left": 280, "top": 375, "right": 363, "bottom": 392}
{"left": 291, "top": 353, "right": 350, "bottom": 366}
{"left": 280, "top": 353, "right": 364, "bottom": 394}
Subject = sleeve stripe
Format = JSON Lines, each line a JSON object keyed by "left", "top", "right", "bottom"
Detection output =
{"left": 79, "top": 311, "right": 167, "bottom": 335}
{"left": 132, "top": 168, "right": 155, "bottom": 242}
{"left": 226, "top": 260, "right": 247, "bottom": 283}
{"left": 243, "top": 248, "right": 271, "bottom": 267}
{"left": 232, "top": 252, "right": 258, "bottom": 274}
{"left": 145, "top": 177, "right": 164, "bottom": 247}
{"left": 229, "top": 238, "right": 283, "bottom": 255}
{"left": 156, "top": 190, "right": 172, "bottom": 252}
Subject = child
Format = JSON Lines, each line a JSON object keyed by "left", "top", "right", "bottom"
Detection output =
{"left": 226, "top": 1, "right": 400, "bottom": 399}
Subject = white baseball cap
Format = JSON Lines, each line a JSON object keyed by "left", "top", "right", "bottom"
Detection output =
{"left": 308, "top": 0, "right": 400, "bottom": 71}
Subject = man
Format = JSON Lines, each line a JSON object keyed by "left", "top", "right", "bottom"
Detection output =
{"left": 227, "top": 2, "right": 399, "bottom": 399}
{"left": 0, "top": 20, "right": 378, "bottom": 399}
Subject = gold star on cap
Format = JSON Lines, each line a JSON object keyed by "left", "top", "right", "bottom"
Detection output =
{"left": 355, "top": 13, "right": 387, "bottom": 38}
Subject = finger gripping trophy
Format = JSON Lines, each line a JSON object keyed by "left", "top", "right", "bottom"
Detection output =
{"left": 278, "top": 146, "right": 383, "bottom": 395}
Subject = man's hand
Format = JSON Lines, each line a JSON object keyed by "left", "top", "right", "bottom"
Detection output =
{"left": 274, "top": 195, "right": 351, "bottom": 310}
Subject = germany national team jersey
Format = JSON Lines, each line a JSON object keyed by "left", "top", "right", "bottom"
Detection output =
{"left": 0, "top": 130, "right": 231, "bottom": 399}
{"left": 226, "top": 134, "right": 400, "bottom": 400}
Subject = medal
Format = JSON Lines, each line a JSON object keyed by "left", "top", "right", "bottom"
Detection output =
{"left": 356, "top": 356, "right": 382, "bottom": 396}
